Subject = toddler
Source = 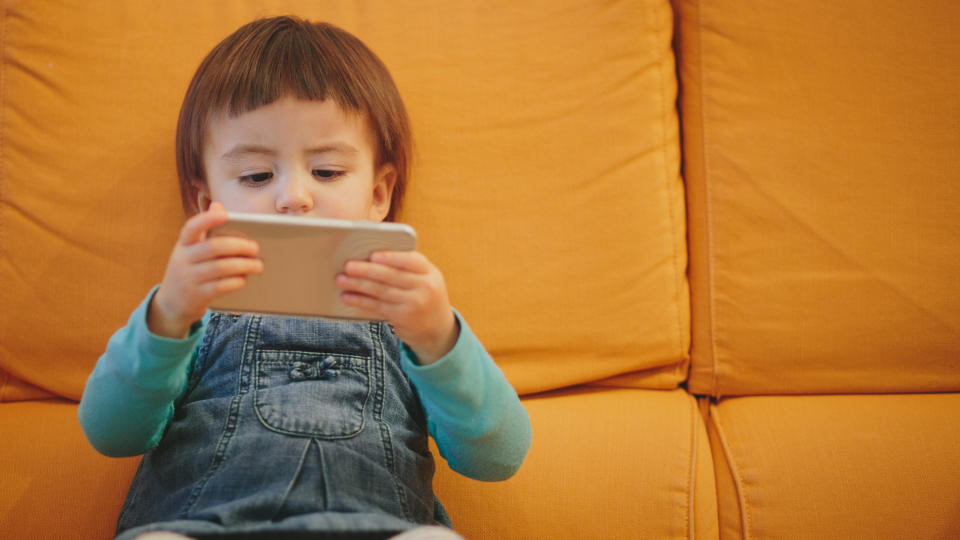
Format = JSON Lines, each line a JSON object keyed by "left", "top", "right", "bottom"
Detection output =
{"left": 79, "top": 16, "right": 531, "bottom": 540}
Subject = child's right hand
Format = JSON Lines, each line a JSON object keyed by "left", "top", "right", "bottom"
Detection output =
{"left": 147, "top": 202, "right": 263, "bottom": 339}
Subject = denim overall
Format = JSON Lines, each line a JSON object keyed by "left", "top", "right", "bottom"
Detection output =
{"left": 115, "top": 313, "right": 448, "bottom": 539}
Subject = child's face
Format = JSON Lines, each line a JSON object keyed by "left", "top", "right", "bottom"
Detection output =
{"left": 199, "top": 97, "right": 394, "bottom": 221}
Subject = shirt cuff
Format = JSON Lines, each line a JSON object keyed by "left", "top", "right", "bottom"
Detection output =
{"left": 400, "top": 308, "right": 477, "bottom": 378}
{"left": 131, "top": 285, "right": 207, "bottom": 362}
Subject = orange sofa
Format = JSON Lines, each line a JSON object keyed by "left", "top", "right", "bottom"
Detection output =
{"left": 1, "top": 1, "right": 958, "bottom": 539}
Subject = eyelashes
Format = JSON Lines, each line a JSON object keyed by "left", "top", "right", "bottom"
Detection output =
{"left": 312, "top": 169, "right": 345, "bottom": 180}
{"left": 237, "top": 170, "right": 345, "bottom": 186}
{"left": 238, "top": 172, "right": 273, "bottom": 185}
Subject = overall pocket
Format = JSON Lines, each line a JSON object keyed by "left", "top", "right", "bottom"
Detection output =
{"left": 254, "top": 349, "right": 371, "bottom": 438}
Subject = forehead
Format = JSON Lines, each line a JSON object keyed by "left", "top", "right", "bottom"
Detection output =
{"left": 204, "top": 97, "right": 376, "bottom": 155}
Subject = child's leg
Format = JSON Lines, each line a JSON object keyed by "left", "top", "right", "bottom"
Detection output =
{"left": 389, "top": 526, "right": 465, "bottom": 540}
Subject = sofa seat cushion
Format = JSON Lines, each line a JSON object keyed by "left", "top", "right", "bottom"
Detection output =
{"left": 706, "top": 393, "right": 960, "bottom": 539}
{"left": 0, "top": 400, "right": 139, "bottom": 539}
{"left": 434, "top": 388, "right": 718, "bottom": 539}
{"left": 0, "top": 390, "right": 717, "bottom": 540}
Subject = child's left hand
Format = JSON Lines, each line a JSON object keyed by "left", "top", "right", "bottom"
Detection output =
{"left": 336, "top": 251, "right": 458, "bottom": 365}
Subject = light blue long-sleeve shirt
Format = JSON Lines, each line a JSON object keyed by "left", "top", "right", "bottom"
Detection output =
{"left": 79, "top": 287, "right": 531, "bottom": 482}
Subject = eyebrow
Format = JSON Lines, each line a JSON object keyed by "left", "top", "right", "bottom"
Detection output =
{"left": 221, "top": 143, "right": 359, "bottom": 160}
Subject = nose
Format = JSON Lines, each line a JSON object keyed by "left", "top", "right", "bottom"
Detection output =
{"left": 275, "top": 172, "right": 314, "bottom": 214}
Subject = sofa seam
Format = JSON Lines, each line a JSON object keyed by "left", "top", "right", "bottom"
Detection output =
{"left": 686, "top": 392, "right": 697, "bottom": 540}
{"left": 0, "top": 1, "right": 7, "bottom": 293}
{"left": 710, "top": 403, "right": 751, "bottom": 539}
{"left": 0, "top": 3, "right": 8, "bottom": 403}
{"left": 670, "top": 0, "right": 698, "bottom": 511}
{"left": 693, "top": 0, "right": 720, "bottom": 398}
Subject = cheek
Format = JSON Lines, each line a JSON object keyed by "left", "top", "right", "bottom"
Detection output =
{"left": 319, "top": 199, "right": 365, "bottom": 220}
{"left": 316, "top": 185, "right": 375, "bottom": 220}
{"left": 206, "top": 183, "right": 264, "bottom": 213}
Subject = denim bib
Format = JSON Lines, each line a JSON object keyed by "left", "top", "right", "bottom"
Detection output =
{"left": 115, "top": 313, "right": 447, "bottom": 539}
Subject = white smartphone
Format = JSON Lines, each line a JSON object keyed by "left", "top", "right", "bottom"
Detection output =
{"left": 208, "top": 212, "right": 416, "bottom": 320}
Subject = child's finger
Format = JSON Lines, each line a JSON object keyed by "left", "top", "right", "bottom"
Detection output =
{"left": 336, "top": 274, "right": 408, "bottom": 303}
{"left": 198, "top": 275, "right": 249, "bottom": 299}
{"left": 340, "top": 291, "right": 398, "bottom": 319}
{"left": 179, "top": 204, "right": 228, "bottom": 246}
{"left": 186, "top": 236, "right": 259, "bottom": 263}
{"left": 342, "top": 260, "right": 417, "bottom": 289}
{"left": 193, "top": 257, "right": 264, "bottom": 284}
{"left": 369, "top": 250, "right": 431, "bottom": 273}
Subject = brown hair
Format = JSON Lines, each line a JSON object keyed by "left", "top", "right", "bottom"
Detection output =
{"left": 175, "top": 16, "right": 411, "bottom": 221}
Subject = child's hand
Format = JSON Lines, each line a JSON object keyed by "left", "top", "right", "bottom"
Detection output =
{"left": 337, "top": 251, "right": 458, "bottom": 365}
{"left": 148, "top": 202, "right": 263, "bottom": 339}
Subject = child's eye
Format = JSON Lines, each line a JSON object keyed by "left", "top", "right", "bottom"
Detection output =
{"left": 313, "top": 169, "right": 344, "bottom": 180}
{"left": 239, "top": 172, "right": 273, "bottom": 186}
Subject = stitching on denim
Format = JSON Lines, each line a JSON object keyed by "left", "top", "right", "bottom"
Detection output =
{"left": 179, "top": 315, "right": 261, "bottom": 517}
{"left": 194, "top": 313, "right": 220, "bottom": 375}
{"left": 178, "top": 313, "right": 221, "bottom": 405}
{"left": 115, "top": 456, "right": 149, "bottom": 535}
{"left": 371, "top": 321, "right": 412, "bottom": 521}
{"left": 269, "top": 437, "right": 314, "bottom": 521}
{"left": 256, "top": 350, "right": 368, "bottom": 362}
{"left": 316, "top": 439, "right": 331, "bottom": 510}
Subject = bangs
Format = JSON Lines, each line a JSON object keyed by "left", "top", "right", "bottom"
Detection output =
{"left": 214, "top": 19, "right": 362, "bottom": 117}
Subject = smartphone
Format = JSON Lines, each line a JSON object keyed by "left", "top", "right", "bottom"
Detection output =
{"left": 208, "top": 212, "right": 416, "bottom": 319}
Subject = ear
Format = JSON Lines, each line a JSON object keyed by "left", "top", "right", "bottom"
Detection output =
{"left": 193, "top": 181, "right": 213, "bottom": 213}
{"left": 369, "top": 163, "right": 397, "bottom": 222}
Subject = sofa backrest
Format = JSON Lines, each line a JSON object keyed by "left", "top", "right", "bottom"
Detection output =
{"left": 674, "top": 0, "right": 960, "bottom": 396}
{"left": 0, "top": 0, "right": 690, "bottom": 401}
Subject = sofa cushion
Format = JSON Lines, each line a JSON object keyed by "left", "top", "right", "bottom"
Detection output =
{"left": 0, "top": 0, "right": 689, "bottom": 400}
{"left": 0, "top": 390, "right": 717, "bottom": 540}
{"left": 434, "top": 388, "right": 718, "bottom": 539}
{"left": 706, "top": 393, "right": 960, "bottom": 539}
{"left": 0, "top": 400, "right": 140, "bottom": 539}
{"left": 674, "top": 0, "right": 960, "bottom": 396}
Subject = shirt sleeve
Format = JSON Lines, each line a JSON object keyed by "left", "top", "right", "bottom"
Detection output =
{"left": 78, "top": 286, "right": 206, "bottom": 458}
{"left": 400, "top": 310, "right": 532, "bottom": 482}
